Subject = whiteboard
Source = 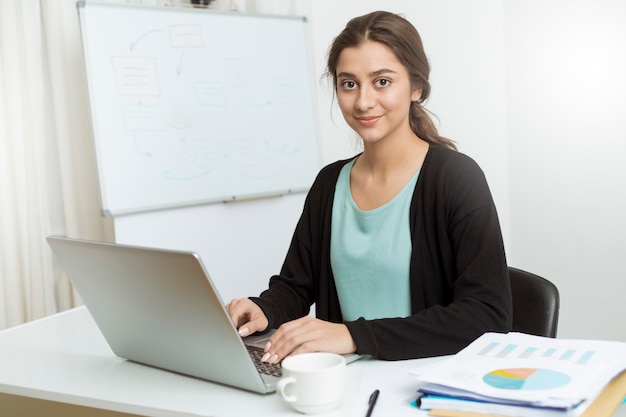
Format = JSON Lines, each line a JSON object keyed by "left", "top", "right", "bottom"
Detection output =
{"left": 78, "top": 1, "right": 321, "bottom": 216}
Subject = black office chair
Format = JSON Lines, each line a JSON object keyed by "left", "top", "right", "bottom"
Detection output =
{"left": 508, "top": 267, "right": 560, "bottom": 338}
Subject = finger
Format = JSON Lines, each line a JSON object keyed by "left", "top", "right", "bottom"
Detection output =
{"left": 230, "top": 299, "right": 270, "bottom": 337}
{"left": 226, "top": 298, "right": 247, "bottom": 327}
{"left": 264, "top": 318, "right": 317, "bottom": 363}
{"left": 238, "top": 316, "right": 267, "bottom": 336}
{"left": 263, "top": 319, "right": 356, "bottom": 363}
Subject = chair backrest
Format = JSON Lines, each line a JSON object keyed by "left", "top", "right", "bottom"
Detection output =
{"left": 508, "top": 267, "right": 560, "bottom": 338}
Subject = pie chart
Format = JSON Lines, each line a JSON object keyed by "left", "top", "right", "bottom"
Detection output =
{"left": 483, "top": 368, "right": 572, "bottom": 390}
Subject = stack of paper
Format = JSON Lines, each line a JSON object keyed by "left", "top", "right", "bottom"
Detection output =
{"left": 409, "top": 332, "right": 626, "bottom": 417}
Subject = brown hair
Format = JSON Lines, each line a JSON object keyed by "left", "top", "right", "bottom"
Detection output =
{"left": 326, "top": 11, "right": 456, "bottom": 150}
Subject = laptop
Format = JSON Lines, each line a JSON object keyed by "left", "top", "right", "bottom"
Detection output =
{"left": 47, "top": 236, "right": 359, "bottom": 394}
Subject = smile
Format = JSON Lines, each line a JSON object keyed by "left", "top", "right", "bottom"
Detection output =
{"left": 355, "top": 116, "right": 382, "bottom": 127}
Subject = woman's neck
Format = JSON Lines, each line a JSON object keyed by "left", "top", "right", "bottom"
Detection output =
{"left": 349, "top": 134, "right": 429, "bottom": 211}
{"left": 356, "top": 134, "right": 429, "bottom": 179}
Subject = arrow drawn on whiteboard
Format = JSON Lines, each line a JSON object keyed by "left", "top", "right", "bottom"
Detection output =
{"left": 133, "top": 134, "right": 152, "bottom": 157}
{"left": 129, "top": 29, "right": 166, "bottom": 52}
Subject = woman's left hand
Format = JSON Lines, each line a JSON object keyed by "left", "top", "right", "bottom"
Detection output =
{"left": 261, "top": 316, "right": 357, "bottom": 364}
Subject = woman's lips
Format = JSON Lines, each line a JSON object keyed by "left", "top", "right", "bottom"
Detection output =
{"left": 356, "top": 115, "right": 381, "bottom": 127}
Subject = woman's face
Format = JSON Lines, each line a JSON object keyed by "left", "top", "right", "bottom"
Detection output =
{"left": 335, "top": 40, "right": 421, "bottom": 146}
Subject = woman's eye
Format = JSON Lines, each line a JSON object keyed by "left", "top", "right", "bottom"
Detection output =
{"left": 376, "top": 79, "right": 390, "bottom": 87}
{"left": 341, "top": 80, "right": 357, "bottom": 90}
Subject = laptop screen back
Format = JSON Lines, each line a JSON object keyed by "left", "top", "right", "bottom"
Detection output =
{"left": 47, "top": 236, "right": 272, "bottom": 393}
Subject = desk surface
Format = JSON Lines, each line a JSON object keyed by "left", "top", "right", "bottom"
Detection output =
{"left": 0, "top": 307, "right": 624, "bottom": 417}
{"left": 0, "top": 307, "right": 433, "bottom": 416}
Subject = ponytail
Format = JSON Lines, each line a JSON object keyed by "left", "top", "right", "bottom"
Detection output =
{"left": 410, "top": 102, "right": 456, "bottom": 150}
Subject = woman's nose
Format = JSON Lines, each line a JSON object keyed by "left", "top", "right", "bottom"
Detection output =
{"left": 355, "top": 86, "right": 376, "bottom": 111}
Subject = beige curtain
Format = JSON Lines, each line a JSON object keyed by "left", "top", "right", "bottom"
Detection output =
{"left": 0, "top": 0, "right": 113, "bottom": 330}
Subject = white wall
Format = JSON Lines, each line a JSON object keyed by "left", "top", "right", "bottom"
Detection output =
{"left": 504, "top": 0, "right": 626, "bottom": 340}
{"left": 115, "top": 0, "right": 626, "bottom": 341}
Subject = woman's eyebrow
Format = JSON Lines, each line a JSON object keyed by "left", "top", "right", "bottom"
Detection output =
{"left": 336, "top": 71, "right": 356, "bottom": 79}
{"left": 336, "top": 68, "right": 397, "bottom": 79}
{"left": 370, "top": 68, "right": 396, "bottom": 77}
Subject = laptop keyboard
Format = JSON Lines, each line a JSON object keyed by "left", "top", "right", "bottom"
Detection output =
{"left": 247, "top": 346, "right": 282, "bottom": 377}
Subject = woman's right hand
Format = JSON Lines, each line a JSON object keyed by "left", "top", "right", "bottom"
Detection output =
{"left": 226, "top": 298, "right": 269, "bottom": 337}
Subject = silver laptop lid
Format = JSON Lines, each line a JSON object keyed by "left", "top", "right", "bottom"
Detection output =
{"left": 47, "top": 236, "right": 276, "bottom": 394}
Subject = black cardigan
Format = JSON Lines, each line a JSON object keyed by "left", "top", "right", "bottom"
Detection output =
{"left": 251, "top": 145, "right": 512, "bottom": 360}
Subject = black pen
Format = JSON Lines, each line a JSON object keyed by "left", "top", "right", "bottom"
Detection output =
{"left": 365, "top": 389, "right": 379, "bottom": 417}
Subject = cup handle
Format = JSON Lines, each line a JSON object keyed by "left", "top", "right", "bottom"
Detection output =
{"left": 276, "top": 376, "right": 297, "bottom": 403}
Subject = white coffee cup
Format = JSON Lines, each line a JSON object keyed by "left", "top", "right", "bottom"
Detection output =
{"left": 276, "top": 352, "right": 346, "bottom": 414}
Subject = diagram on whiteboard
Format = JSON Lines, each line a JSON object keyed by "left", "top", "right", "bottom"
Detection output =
{"left": 80, "top": 3, "right": 320, "bottom": 215}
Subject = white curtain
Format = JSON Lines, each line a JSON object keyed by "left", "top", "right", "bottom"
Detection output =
{"left": 0, "top": 0, "right": 113, "bottom": 330}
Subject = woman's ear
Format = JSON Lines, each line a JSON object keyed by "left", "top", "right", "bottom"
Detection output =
{"left": 411, "top": 85, "right": 423, "bottom": 102}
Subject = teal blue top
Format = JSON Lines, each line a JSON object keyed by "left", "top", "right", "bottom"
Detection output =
{"left": 330, "top": 158, "right": 419, "bottom": 321}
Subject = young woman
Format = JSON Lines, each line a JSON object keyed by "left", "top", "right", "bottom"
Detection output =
{"left": 227, "top": 11, "right": 511, "bottom": 362}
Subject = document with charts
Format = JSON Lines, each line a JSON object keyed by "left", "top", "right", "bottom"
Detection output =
{"left": 409, "top": 332, "right": 626, "bottom": 410}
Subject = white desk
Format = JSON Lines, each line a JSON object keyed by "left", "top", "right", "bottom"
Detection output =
{"left": 0, "top": 307, "right": 433, "bottom": 416}
{"left": 0, "top": 307, "right": 624, "bottom": 417}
